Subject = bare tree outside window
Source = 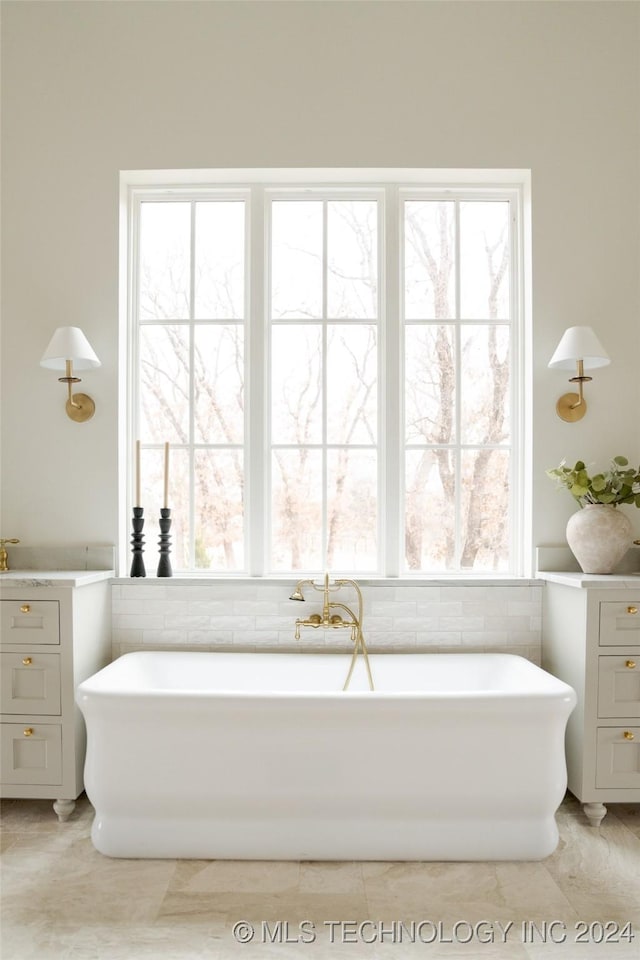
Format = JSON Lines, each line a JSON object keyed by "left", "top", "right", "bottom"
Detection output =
{"left": 270, "top": 200, "right": 378, "bottom": 572}
{"left": 404, "top": 200, "right": 511, "bottom": 571}
{"left": 137, "top": 200, "right": 245, "bottom": 570}
{"left": 133, "top": 184, "right": 517, "bottom": 574}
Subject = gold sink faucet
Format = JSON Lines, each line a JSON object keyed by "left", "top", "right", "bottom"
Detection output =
{"left": 290, "top": 572, "right": 374, "bottom": 690}
{"left": 0, "top": 538, "right": 20, "bottom": 572}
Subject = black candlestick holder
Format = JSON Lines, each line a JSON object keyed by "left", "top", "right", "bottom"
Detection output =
{"left": 130, "top": 507, "right": 146, "bottom": 578}
{"left": 157, "top": 507, "right": 173, "bottom": 577}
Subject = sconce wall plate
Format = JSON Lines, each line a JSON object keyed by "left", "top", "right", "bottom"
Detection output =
{"left": 556, "top": 391, "right": 586, "bottom": 422}
{"left": 65, "top": 393, "right": 96, "bottom": 423}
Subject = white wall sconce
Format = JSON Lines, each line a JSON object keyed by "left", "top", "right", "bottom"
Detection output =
{"left": 548, "top": 325, "right": 610, "bottom": 422}
{"left": 40, "top": 326, "right": 101, "bottom": 422}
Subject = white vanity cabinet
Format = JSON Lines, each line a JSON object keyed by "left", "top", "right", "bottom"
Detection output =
{"left": 540, "top": 573, "right": 640, "bottom": 826}
{"left": 0, "top": 572, "right": 111, "bottom": 820}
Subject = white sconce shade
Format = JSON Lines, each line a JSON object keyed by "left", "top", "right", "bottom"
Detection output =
{"left": 548, "top": 326, "right": 610, "bottom": 371}
{"left": 548, "top": 326, "right": 610, "bottom": 422}
{"left": 40, "top": 326, "right": 101, "bottom": 371}
{"left": 40, "top": 326, "right": 101, "bottom": 422}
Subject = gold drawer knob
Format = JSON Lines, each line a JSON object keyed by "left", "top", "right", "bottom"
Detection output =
{"left": 623, "top": 731, "right": 635, "bottom": 741}
{"left": 626, "top": 660, "right": 637, "bottom": 669}
{"left": 19, "top": 604, "right": 31, "bottom": 614}
{"left": 23, "top": 728, "right": 33, "bottom": 737}
{"left": 627, "top": 606, "right": 638, "bottom": 615}
{"left": 22, "top": 657, "right": 32, "bottom": 666}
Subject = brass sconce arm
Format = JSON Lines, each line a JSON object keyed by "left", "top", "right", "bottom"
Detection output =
{"left": 568, "top": 359, "right": 591, "bottom": 404}
{"left": 58, "top": 359, "right": 85, "bottom": 411}
{"left": 557, "top": 359, "right": 592, "bottom": 420}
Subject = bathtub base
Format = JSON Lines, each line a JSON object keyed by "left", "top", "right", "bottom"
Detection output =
{"left": 78, "top": 651, "right": 576, "bottom": 863}
{"left": 91, "top": 813, "right": 559, "bottom": 861}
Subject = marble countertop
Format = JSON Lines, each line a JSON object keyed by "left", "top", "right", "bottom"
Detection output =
{"left": 537, "top": 571, "right": 640, "bottom": 588}
{"left": 0, "top": 570, "right": 114, "bottom": 588}
{"left": 2, "top": 569, "right": 638, "bottom": 589}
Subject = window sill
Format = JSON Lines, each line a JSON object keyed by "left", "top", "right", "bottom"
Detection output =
{"left": 111, "top": 574, "right": 541, "bottom": 588}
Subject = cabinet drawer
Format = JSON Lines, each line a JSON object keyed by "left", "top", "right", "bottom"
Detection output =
{"left": 0, "top": 722, "right": 62, "bottom": 785}
{"left": 599, "top": 601, "right": 640, "bottom": 646}
{"left": 598, "top": 656, "right": 640, "bottom": 717}
{"left": 596, "top": 727, "right": 640, "bottom": 788}
{"left": 0, "top": 600, "right": 60, "bottom": 645}
{"left": 0, "top": 653, "right": 61, "bottom": 715}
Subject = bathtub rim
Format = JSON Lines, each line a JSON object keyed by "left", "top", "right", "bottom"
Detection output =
{"left": 76, "top": 649, "right": 577, "bottom": 705}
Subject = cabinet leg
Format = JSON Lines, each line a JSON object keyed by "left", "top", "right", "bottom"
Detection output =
{"left": 53, "top": 799, "right": 75, "bottom": 822}
{"left": 583, "top": 802, "right": 607, "bottom": 827}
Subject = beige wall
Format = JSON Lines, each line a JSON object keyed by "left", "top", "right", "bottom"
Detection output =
{"left": 2, "top": 1, "right": 639, "bottom": 571}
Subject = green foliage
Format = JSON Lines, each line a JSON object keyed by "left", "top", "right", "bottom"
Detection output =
{"left": 546, "top": 456, "right": 640, "bottom": 509}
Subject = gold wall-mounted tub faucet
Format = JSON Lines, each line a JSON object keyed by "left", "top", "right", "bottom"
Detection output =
{"left": 290, "top": 572, "right": 374, "bottom": 690}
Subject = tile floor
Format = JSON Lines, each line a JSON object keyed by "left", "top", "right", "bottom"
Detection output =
{"left": 1, "top": 794, "right": 639, "bottom": 960}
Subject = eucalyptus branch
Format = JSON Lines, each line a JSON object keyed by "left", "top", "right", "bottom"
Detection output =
{"left": 547, "top": 457, "right": 640, "bottom": 508}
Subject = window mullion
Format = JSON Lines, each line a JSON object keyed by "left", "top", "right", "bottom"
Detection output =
{"left": 188, "top": 201, "right": 196, "bottom": 570}
{"left": 127, "top": 193, "right": 142, "bottom": 569}
{"left": 322, "top": 200, "right": 328, "bottom": 568}
{"left": 454, "top": 199, "right": 462, "bottom": 570}
{"left": 510, "top": 195, "right": 526, "bottom": 575}
{"left": 385, "top": 187, "right": 401, "bottom": 577}
{"left": 248, "top": 187, "right": 266, "bottom": 575}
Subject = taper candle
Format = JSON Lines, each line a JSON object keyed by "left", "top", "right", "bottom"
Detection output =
{"left": 135, "top": 440, "right": 141, "bottom": 507}
{"left": 163, "top": 442, "right": 170, "bottom": 508}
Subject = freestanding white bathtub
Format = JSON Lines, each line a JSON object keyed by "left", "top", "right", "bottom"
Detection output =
{"left": 76, "top": 651, "right": 575, "bottom": 861}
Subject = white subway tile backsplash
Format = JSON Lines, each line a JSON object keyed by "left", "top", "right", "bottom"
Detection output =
{"left": 186, "top": 600, "right": 228, "bottom": 617}
{"left": 483, "top": 615, "right": 532, "bottom": 633}
{"left": 361, "top": 617, "right": 394, "bottom": 632}
{"left": 254, "top": 616, "right": 301, "bottom": 633}
{"left": 164, "top": 615, "right": 212, "bottom": 630}
{"left": 393, "top": 616, "right": 438, "bottom": 633}
{"left": 110, "top": 578, "right": 543, "bottom": 661}
{"left": 118, "top": 584, "right": 168, "bottom": 600}
{"left": 491, "top": 585, "right": 543, "bottom": 602}
{"left": 142, "top": 629, "right": 187, "bottom": 644}
{"left": 366, "top": 632, "right": 417, "bottom": 647}
{"left": 416, "top": 631, "right": 462, "bottom": 644}
{"left": 370, "top": 601, "right": 417, "bottom": 617}
{"left": 417, "top": 601, "right": 463, "bottom": 617}
{"left": 207, "top": 616, "right": 256, "bottom": 632}
{"left": 233, "top": 600, "right": 281, "bottom": 616}
{"left": 187, "top": 630, "right": 234, "bottom": 645}
{"left": 113, "top": 614, "right": 165, "bottom": 630}
{"left": 393, "top": 586, "right": 442, "bottom": 602}
{"left": 461, "top": 601, "right": 508, "bottom": 617}
{"left": 437, "top": 616, "right": 485, "bottom": 632}
{"left": 460, "top": 631, "right": 509, "bottom": 646}
{"left": 439, "top": 586, "right": 490, "bottom": 602}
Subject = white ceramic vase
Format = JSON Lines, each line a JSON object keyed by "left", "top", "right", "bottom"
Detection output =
{"left": 565, "top": 504, "right": 632, "bottom": 574}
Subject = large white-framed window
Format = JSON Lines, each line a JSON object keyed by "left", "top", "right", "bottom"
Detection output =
{"left": 124, "top": 169, "right": 529, "bottom": 577}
